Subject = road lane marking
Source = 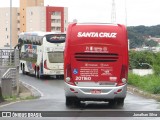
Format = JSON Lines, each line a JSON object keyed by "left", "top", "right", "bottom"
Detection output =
{"left": 0, "top": 101, "right": 21, "bottom": 108}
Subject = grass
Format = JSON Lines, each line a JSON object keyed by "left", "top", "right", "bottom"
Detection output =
{"left": 2, "top": 95, "right": 37, "bottom": 102}
{"left": 128, "top": 73, "right": 160, "bottom": 94}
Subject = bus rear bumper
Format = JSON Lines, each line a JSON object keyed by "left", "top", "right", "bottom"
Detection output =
{"left": 64, "top": 82, "right": 127, "bottom": 100}
{"left": 43, "top": 69, "right": 64, "bottom": 75}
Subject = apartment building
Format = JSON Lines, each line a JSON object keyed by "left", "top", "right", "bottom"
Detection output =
{"left": 0, "top": 0, "right": 68, "bottom": 48}
{"left": 0, "top": 8, "right": 20, "bottom": 48}
{"left": 26, "top": 6, "right": 68, "bottom": 32}
{"left": 20, "top": 0, "right": 44, "bottom": 32}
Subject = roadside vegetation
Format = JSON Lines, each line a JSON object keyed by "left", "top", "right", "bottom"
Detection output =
{"left": 128, "top": 25, "right": 160, "bottom": 49}
{"left": 129, "top": 51, "right": 160, "bottom": 94}
{"left": 128, "top": 73, "right": 160, "bottom": 94}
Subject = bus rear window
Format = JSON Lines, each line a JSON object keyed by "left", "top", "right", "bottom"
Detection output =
{"left": 46, "top": 34, "right": 66, "bottom": 43}
{"left": 48, "top": 52, "right": 64, "bottom": 63}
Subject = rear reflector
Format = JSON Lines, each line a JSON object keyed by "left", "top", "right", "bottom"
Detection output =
{"left": 114, "top": 89, "right": 122, "bottom": 94}
{"left": 44, "top": 60, "right": 49, "bottom": 70}
{"left": 70, "top": 88, "right": 78, "bottom": 93}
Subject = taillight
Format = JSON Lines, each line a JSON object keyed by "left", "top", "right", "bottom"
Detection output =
{"left": 65, "top": 64, "right": 75, "bottom": 86}
{"left": 44, "top": 60, "right": 49, "bottom": 70}
{"left": 118, "top": 65, "right": 127, "bottom": 86}
{"left": 66, "top": 64, "right": 71, "bottom": 77}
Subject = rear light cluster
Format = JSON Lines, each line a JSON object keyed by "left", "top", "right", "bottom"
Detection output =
{"left": 114, "top": 89, "right": 122, "bottom": 94}
{"left": 65, "top": 64, "right": 75, "bottom": 86}
{"left": 118, "top": 65, "right": 127, "bottom": 86}
{"left": 44, "top": 60, "right": 50, "bottom": 70}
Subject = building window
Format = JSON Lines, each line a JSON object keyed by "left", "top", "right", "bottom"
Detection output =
{"left": 30, "top": 11, "right": 33, "bottom": 15}
{"left": 52, "top": 12, "right": 61, "bottom": 16}
{"left": 6, "top": 13, "right": 8, "bottom": 16}
{"left": 4, "top": 43, "right": 10, "bottom": 47}
{"left": 6, "top": 35, "right": 8, "bottom": 39}
{"left": 52, "top": 19, "right": 61, "bottom": 23}
{"left": 6, "top": 28, "right": 7, "bottom": 31}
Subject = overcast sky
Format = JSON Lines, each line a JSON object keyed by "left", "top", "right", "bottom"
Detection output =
{"left": 0, "top": 0, "right": 160, "bottom": 26}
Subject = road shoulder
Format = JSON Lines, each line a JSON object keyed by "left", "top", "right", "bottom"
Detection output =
{"left": 127, "top": 85, "right": 160, "bottom": 101}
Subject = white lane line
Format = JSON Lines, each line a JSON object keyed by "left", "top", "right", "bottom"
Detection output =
{"left": 0, "top": 101, "right": 21, "bottom": 108}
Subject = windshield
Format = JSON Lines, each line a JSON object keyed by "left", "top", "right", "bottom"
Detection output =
{"left": 48, "top": 52, "right": 64, "bottom": 63}
{"left": 46, "top": 34, "right": 66, "bottom": 43}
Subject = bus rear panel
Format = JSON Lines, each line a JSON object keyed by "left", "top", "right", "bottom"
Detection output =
{"left": 64, "top": 23, "right": 128, "bottom": 107}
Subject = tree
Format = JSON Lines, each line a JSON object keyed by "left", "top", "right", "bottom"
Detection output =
{"left": 145, "top": 40, "right": 158, "bottom": 47}
{"left": 127, "top": 25, "right": 160, "bottom": 48}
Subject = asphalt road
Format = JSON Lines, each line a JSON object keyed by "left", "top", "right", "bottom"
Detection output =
{"left": 0, "top": 74, "right": 160, "bottom": 120}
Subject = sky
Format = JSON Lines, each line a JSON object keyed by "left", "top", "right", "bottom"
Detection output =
{"left": 0, "top": 0, "right": 160, "bottom": 26}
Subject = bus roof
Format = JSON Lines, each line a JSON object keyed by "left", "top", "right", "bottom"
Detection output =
{"left": 19, "top": 31, "right": 65, "bottom": 37}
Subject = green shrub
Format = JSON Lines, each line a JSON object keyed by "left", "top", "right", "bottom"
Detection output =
{"left": 129, "top": 50, "right": 160, "bottom": 75}
{"left": 128, "top": 73, "right": 160, "bottom": 94}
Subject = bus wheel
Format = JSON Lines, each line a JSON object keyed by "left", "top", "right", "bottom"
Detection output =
{"left": 34, "top": 68, "right": 37, "bottom": 77}
{"left": 116, "top": 98, "right": 124, "bottom": 108}
{"left": 66, "top": 97, "right": 74, "bottom": 106}
{"left": 66, "top": 97, "right": 80, "bottom": 107}
{"left": 22, "top": 65, "right": 25, "bottom": 75}
{"left": 35, "top": 67, "right": 39, "bottom": 78}
{"left": 108, "top": 100, "right": 117, "bottom": 108}
{"left": 38, "top": 70, "right": 43, "bottom": 79}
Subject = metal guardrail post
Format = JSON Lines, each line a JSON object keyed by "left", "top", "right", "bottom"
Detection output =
{"left": 15, "top": 50, "right": 20, "bottom": 95}
{"left": 0, "top": 49, "right": 20, "bottom": 97}
{"left": 1, "top": 78, "right": 13, "bottom": 97}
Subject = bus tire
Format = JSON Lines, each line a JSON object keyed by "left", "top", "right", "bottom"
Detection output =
{"left": 35, "top": 69, "right": 38, "bottom": 78}
{"left": 37, "top": 69, "right": 43, "bottom": 79}
{"left": 66, "top": 97, "right": 72, "bottom": 106}
{"left": 108, "top": 99, "right": 117, "bottom": 108}
{"left": 116, "top": 98, "right": 124, "bottom": 108}
{"left": 66, "top": 97, "right": 80, "bottom": 107}
{"left": 35, "top": 67, "right": 39, "bottom": 78}
{"left": 22, "top": 65, "right": 25, "bottom": 75}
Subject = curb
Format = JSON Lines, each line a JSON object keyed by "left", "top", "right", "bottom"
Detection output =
{"left": 127, "top": 85, "right": 160, "bottom": 101}
{"left": 20, "top": 81, "right": 42, "bottom": 98}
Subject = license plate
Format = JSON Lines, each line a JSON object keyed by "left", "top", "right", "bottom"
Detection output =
{"left": 91, "top": 89, "right": 101, "bottom": 94}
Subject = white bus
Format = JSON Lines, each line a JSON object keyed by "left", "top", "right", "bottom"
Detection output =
{"left": 18, "top": 31, "right": 66, "bottom": 79}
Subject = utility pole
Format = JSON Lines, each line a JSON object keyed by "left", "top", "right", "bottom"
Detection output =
{"left": 125, "top": 0, "right": 127, "bottom": 26}
{"left": 10, "top": 0, "right": 12, "bottom": 49}
{"left": 111, "top": 0, "right": 116, "bottom": 23}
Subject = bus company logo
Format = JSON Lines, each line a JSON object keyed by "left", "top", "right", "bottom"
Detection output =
{"left": 77, "top": 32, "right": 117, "bottom": 38}
{"left": 25, "top": 45, "right": 37, "bottom": 54}
{"left": 50, "top": 36, "right": 65, "bottom": 40}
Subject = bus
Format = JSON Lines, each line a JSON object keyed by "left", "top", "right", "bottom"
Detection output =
{"left": 64, "top": 23, "right": 128, "bottom": 107}
{"left": 18, "top": 31, "right": 66, "bottom": 79}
